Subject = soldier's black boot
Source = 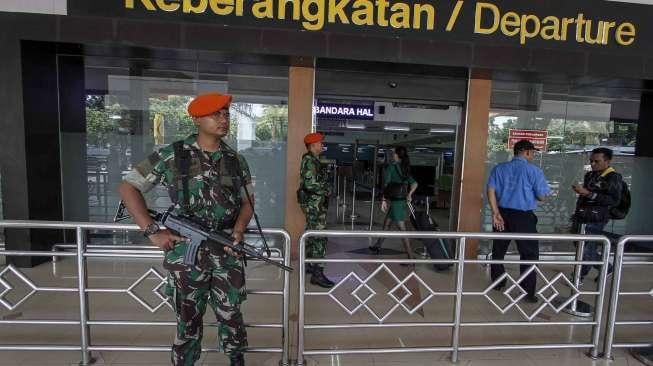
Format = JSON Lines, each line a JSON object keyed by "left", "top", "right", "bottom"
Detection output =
{"left": 305, "top": 263, "right": 314, "bottom": 274}
{"left": 321, "top": 268, "right": 335, "bottom": 287}
{"left": 230, "top": 353, "right": 244, "bottom": 366}
{"left": 310, "top": 267, "right": 335, "bottom": 288}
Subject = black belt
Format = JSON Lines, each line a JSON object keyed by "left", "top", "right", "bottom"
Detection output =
{"left": 499, "top": 207, "right": 534, "bottom": 214}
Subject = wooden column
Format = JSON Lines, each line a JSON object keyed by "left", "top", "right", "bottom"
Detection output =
{"left": 284, "top": 57, "right": 315, "bottom": 258}
{"left": 454, "top": 73, "right": 492, "bottom": 259}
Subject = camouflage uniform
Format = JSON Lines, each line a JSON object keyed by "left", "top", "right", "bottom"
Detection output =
{"left": 298, "top": 152, "right": 329, "bottom": 263}
{"left": 124, "top": 134, "right": 251, "bottom": 365}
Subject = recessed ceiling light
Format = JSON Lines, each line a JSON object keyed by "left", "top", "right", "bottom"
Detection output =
{"left": 384, "top": 126, "right": 410, "bottom": 132}
{"left": 346, "top": 123, "right": 365, "bottom": 129}
{"left": 429, "top": 128, "right": 455, "bottom": 133}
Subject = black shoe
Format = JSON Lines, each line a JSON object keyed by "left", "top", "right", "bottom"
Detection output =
{"left": 492, "top": 282, "right": 506, "bottom": 292}
{"left": 368, "top": 246, "right": 381, "bottom": 255}
{"left": 323, "top": 269, "right": 336, "bottom": 287}
{"left": 524, "top": 295, "right": 539, "bottom": 304}
{"left": 230, "top": 353, "right": 244, "bottom": 366}
{"left": 322, "top": 270, "right": 336, "bottom": 287}
{"left": 305, "top": 263, "right": 314, "bottom": 274}
{"left": 311, "top": 268, "right": 335, "bottom": 288}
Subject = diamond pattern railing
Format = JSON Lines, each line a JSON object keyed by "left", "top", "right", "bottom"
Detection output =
{"left": 0, "top": 264, "right": 172, "bottom": 314}
{"left": 125, "top": 267, "right": 171, "bottom": 313}
{"left": 482, "top": 265, "right": 581, "bottom": 321}
{"left": 603, "top": 235, "right": 653, "bottom": 360}
{"left": 328, "top": 264, "right": 437, "bottom": 323}
{"left": 299, "top": 230, "right": 615, "bottom": 366}
{"left": 0, "top": 265, "right": 38, "bottom": 311}
{"left": 0, "top": 221, "right": 292, "bottom": 366}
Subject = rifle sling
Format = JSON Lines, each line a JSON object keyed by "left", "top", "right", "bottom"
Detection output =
{"left": 173, "top": 141, "right": 192, "bottom": 214}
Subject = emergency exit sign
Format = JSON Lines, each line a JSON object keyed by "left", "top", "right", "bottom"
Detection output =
{"left": 508, "top": 129, "right": 548, "bottom": 151}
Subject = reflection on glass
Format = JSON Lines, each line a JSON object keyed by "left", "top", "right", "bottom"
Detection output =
{"left": 85, "top": 94, "right": 131, "bottom": 222}
{"left": 482, "top": 94, "right": 647, "bottom": 253}
{"left": 70, "top": 51, "right": 290, "bottom": 233}
{"left": 85, "top": 92, "right": 288, "bottom": 228}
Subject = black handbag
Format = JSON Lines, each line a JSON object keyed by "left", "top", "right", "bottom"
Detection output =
{"left": 383, "top": 165, "right": 409, "bottom": 200}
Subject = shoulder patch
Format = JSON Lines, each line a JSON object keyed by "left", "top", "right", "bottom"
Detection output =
{"left": 157, "top": 144, "right": 176, "bottom": 162}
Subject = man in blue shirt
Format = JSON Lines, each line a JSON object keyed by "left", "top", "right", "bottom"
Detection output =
{"left": 487, "top": 140, "right": 551, "bottom": 303}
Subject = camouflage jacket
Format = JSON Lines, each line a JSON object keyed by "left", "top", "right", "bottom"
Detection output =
{"left": 124, "top": 134, "right": 252, "bottom": 230}
{"left": 299, "top": 152, "right": 329, "bottom": 199}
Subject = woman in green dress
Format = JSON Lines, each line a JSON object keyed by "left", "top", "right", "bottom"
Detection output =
{"left": 369, "top": 146, "right": 418, "bottom": 262}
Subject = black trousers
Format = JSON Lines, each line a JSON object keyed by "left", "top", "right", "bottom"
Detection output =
{"left": 490, "top": 208, "right": 539, "bottom": 297}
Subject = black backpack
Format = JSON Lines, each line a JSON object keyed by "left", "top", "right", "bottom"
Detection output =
{"left": 610, "top": 179, "right": 631, "bottom": 220}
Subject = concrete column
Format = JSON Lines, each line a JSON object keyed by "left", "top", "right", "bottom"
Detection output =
{"left": 627, "top": 90, "right": 653, "bottom": 235}
{"left": 454, "top": 72, "right": 492, "bottom": 259}
{"left": 0, "top": 32, "right": 33, "bottom": 266}
{"left": 284, "top": 57, "right": 315, "bottom": 258}
{"left": 1, "top": 41, "right": 65, "bottom": 266}
{"left": 635, "top": 91, "right": 653, "bottom": 158}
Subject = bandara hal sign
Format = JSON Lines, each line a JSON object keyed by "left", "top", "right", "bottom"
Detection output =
{"left": 314, "top": 102, "right": 374, "bottom": 120}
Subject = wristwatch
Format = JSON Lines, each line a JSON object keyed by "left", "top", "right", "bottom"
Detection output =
{"left": 143, "top": 223, "right": 161, "bottom": 238}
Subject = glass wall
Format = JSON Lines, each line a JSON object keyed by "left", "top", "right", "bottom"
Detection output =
{"left": 0, "top": 173, "right": 3, "bottom": 248}
{"left": 481, "top": 77, "right": 652, "bottom": 253}
{"left": 59, "top": 51, "right": 289, "bottom": 230}
{"left": 315, "top": 61, "right": 468, "bottom": 231}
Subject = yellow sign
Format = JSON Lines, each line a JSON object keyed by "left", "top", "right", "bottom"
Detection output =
{"left": 474, "top": 2, "right": 636, "bottom": 46}
{"left": 123, "top": 0, "right": 637, "bottom": 47}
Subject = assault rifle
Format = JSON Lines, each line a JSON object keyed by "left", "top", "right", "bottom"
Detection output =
{"left": 115, "top": 202, "right": 293, "bottom": 272}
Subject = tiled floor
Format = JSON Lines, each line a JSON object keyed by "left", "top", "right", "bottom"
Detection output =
{"left": 0, "top": 230, "right": 651, "bottom": 365}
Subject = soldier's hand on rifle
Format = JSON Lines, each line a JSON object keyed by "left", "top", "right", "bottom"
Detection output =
{"left": 224, "top": 231, "right": 243, "bottom": 258}
{"left": 149, "top": 229, "right": 186, "bottom": 251}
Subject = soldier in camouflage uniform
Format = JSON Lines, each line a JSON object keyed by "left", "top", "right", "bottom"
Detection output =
{"left": 119, "top": 93, "right": 253, "bottom": 366}
{"left": 298, "top": 133, "right": 334, "bottom": 288}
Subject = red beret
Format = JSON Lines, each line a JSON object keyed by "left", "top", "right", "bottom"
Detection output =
{"left": 304, "top": 133, "right": 324, "bottom": 145}
{"left": 187, "top": 93, "right": 232, "bottom": 118}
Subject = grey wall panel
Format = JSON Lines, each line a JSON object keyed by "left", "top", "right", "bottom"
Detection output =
{"left": 316, "top": 70, "right": 468, "bottom": 103}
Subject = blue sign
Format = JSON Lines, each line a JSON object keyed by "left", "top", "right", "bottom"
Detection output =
{"left": 314, "top": 102, "right": 374, "bottom": 120}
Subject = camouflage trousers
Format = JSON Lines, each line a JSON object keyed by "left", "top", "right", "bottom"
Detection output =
{"left": 164, "top": 241, "right": 248, "bottom": 366}
{"left": 302, "top": 198, "right": 328, "bottom": 265}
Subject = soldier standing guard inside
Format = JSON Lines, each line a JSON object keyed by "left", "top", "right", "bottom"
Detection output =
{"left": 298, "top": 133, "right": 335, "bottom": 288}
{"left": 119, "top": 93, "right": 253, "bottom": 366}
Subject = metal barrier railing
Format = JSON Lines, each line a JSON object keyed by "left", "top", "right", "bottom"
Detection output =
{"left": 603, "top": 235, "right": 653, "bottom": 360}
{"left": 0, "top": 220, "right": 291, "bottom": 366}
{"left": 297, "top": 230, "right": 612, "bottom": 365}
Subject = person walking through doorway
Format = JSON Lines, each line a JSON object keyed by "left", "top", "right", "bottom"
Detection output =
{"left": 369, "top": 146, "right": 418, "bottom": 264}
